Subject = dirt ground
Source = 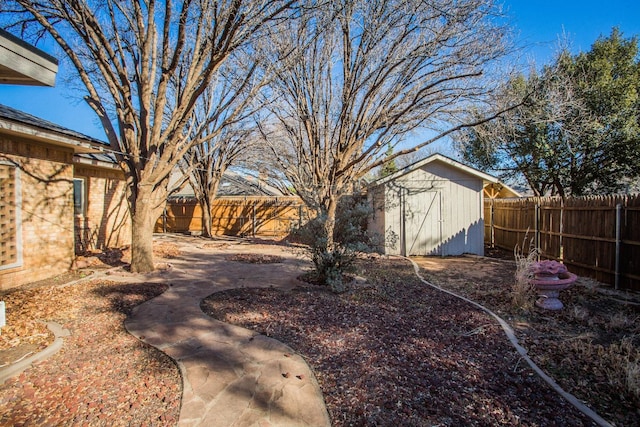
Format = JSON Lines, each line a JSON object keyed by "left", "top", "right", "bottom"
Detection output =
{"left": 410, "top": 252, "right": 640, "bottom": 426}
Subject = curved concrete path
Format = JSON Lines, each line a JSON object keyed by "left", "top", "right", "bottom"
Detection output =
{"left": 119, "top": 236, "right": 331, "bottom": 427}
{"left": 0, "top": 322, "right": 70, "bottom": 384}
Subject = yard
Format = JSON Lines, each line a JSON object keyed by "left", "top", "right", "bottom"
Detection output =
{"left": 0, "top": 237, "right": 638, "bottom": 426}
{"left": 204, "top": 252, "right": 640, "bottom": 426}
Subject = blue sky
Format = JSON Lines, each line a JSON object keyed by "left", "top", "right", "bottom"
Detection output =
{"left": 506, "top": 0, "right": 640, "bottom": 64}
{"left": 1, "top": 0, "right": 639, "bottom": 142}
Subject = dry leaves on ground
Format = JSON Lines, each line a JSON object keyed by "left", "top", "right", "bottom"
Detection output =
{"left": 226, "top": 253, "right": 285, "bottom": 264}
{"left": 0, "top": 279, "right": 181, "bottom": 426}
{"left": 202, "top": 257, "right": 605, "bottom": 426}
{"left": 415, "top": 255, "right": 640, "bottom": 427}
{"left": 0, "top": 271, "right": 90, "bottom": 363}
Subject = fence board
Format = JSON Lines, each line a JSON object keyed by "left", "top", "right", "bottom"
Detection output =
{"left": 155, "top": 196, "right": 307, "bottom": 238}
{"left": 486, "top": 194, "right": 640, "bottom": 292}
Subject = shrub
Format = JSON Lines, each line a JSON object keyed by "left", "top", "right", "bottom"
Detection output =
{"left": 294, "top": 197, "right": 380, "bottom": 293}
{"left": 513, "top": 237, "right": 538, "bottom": 311}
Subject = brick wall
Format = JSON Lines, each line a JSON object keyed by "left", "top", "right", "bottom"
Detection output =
{"left": 74, "top": 164, "right": 131, "bottom": 252}
{"left": 0, "top": 136, "right": 75, "bottom": 290}
{"left": 0, "top": 164, "right": 18, "bottom": 267}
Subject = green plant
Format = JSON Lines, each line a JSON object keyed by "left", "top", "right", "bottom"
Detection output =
{"left": 294, "top": 197, "right": 380, "bottom": 293}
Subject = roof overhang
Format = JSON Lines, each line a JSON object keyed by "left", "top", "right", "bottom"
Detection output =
{"left": 0, "top": 29, "right": 58, "bottom": 87}
{"left": 0, "top": 116, "right": 104, "bottom": 154}
{"left": 483, "top": 182, "right": 522, "bottom": 199}
{"left": 73, "top": 153, "right": 120, "bottom": 170}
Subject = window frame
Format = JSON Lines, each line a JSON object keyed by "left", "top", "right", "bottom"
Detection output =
{"left": 73, "top": 177, "right": 86, "bottom": 216}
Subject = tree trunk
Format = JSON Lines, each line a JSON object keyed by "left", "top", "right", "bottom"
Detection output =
{"left": 202, "top": 197, "right": 213, "bottom": 238}
{"left": 130, "top": 207, "right": 156, "bottom": 273}
{"left": 201, "top": 181, "right": 220, "bottom": 239}
{"left": 324, "top": 194, "right": 338, "bottom": 251}
{"left": 129, "top": 184, "right": 167, "bottom": 273}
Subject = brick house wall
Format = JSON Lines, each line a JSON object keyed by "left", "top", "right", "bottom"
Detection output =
{"left": 0, "top": 135, "right": 75, "bottom": 289}
{"left": 73, "top": 164, "right": 131, "bottom": 252}
{"left": 0, "top": 134, "right": 132, "bottom": 290}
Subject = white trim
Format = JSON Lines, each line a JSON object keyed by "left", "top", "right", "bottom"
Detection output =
{"left": 72, "top": 155, "right": 120, "bottom": 170}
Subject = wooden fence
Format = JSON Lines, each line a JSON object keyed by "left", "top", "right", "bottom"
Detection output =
{"left": 155, "top": 196, "right": 308, "bottom": 238}
{"left": 485, "top": 195, "right": 640, "bottom": 291}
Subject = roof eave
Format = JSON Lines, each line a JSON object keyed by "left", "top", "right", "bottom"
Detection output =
{"left": 0, "top": 118, "right": 104, "bottom": 154}
{"left": 0, "top": 29, "right": 58, "bottom": 87}
{"left": 73, "top": 155, "right": 119, "bottom": 170}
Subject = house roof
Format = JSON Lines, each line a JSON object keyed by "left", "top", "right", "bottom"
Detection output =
{"left": 0, "top": 29, "right": 58, "bottom": 87}
{"left": 217, "top": 170, "right": 285, "bottom": 197}
{"left": 73, "top": 152, "right": 120, "bottom": 170}
{"left": 170, "top": 169, "right": 287, "bottom": 199}
{"left": 0, "top": 103, "right": 107, "bottom": 153}
{"left": 369, "top": 153, "right": 499, "bottom": 188}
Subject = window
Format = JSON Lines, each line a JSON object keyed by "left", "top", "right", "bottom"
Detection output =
{"left": 73, "top": 178, "right": 85, "bottom": 216}
{"left": 0, "top": 162, "right": 22, "bottom": 269}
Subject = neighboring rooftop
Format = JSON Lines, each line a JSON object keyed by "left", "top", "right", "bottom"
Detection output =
{"left": 170, "top": 169, "right": 288, "bottom": 199}
{"left": 0, "top": 28, "right": 58, "bottom": 87}
{"left": 217, "top": 170, "right": 287, "bottom": 197}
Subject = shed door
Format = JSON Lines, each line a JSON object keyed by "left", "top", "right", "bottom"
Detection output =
{"left": 403, "top": 191, "right": 442, "bottom": 256}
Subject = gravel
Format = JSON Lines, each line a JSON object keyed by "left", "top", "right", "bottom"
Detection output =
{"left": 202, "top": 257, "right": 600, "bottom": 426}
{"left": 0, "top": 279, "right": 181, "bottom": 426}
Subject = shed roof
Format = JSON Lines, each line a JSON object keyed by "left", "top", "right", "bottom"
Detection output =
{"left": 0, "top": 103, "right": 107, "bottom": 153}
{"left": 0, "top": 29, "right": 58, "bottom": 87}
{"left": 369, "top": 153, "right": 499, "bottom": 188}
{"left": 483, "top": 182, "right": 522, "bottom": 199}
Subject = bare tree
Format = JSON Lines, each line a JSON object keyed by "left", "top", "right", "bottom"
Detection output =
{"left": 257, "top": 0, "right": 512, "bottom": 249}
{"left": 379, "top": 144, "right": 444, "bottom": 176}
{"left": 177, "top": 56, "right": 264, "bottom": 237}
{"left": 2, "top": 0, "right": 298, "bottom": 272}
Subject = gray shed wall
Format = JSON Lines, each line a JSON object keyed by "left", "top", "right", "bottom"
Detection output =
{"left": 369, "top": 161, "right": 485, "bottom": 256}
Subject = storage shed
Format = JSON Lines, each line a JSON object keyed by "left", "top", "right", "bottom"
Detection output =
{"left": 368, "top": 154, "right": 499, "bottom": 257}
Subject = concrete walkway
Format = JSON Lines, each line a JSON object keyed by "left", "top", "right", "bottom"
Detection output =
{"left": 117, "top": 235, "right": 331, "bottom": 427}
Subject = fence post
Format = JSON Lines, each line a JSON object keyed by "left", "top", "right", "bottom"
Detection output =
{"left": 615, "top": 203, "right": 622, "bottom": 290}
{"left": 490, "top": 199, "right": 495, "bottom": 248}
{"left": 252, "top": 202, "right": 256, "bottom": 237}
{"left": 559, "top": 198, "right": 564, "bottom": 262}
{"left": 163, "top": 208, "right": 167, "bottom": 233}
